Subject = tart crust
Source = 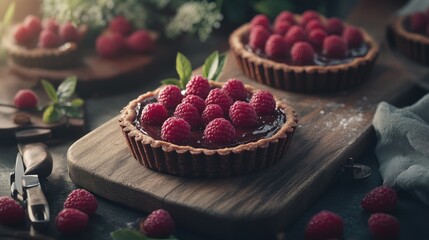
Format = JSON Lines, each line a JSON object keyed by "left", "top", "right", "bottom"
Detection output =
{"left": 229, "top": 19, "right": 380, "bottom": 93}
{"left": 119, "top": 81, "right": 298, "bottom": 178}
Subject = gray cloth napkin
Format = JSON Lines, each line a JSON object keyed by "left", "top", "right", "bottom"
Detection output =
{"left": 373, "top": 94, "right": 429, "bottom": 205}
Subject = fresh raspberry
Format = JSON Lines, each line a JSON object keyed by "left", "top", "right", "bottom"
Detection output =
{"left": 174, "top": 103, "right": 201, "bottom": 128}
{"left": 305, "top": 19, "right": 325, "bottom": 32}
{"left": 202, "top": 104, "right": 224, "bottom": 125}
{"left": 23, "top": 15, "right": 42, "bottom": 37}
{"left": 326, "top": 17, "right": 344, "bottom": 35}
{"left": 43, "top": 18, "right": 59, "bottom": 33}
{"left": 56, "top": 208, "right": 88, "bottom": 234}
{"left": 229, "top": 101, "right": 258, "bottom": 128}
{"left": 274, "top": 21, "right": 292, "bottom": 35}
{"left": 158, "top": 85, "right": 183, "bottom": 109}
{"left": 205, "top": 88, "right": 233, "bottom": 114}
{"left": 248, "top": 25, "right": 270, "bottom": 50}
{"left": 249, "top": 90, "right": 276, "bottom": 116}
{"left": 161, "top": 117, "right": 191, "bottom": 144}
{"left": 410, "top": 12, "right": 428, "bottom": 33}
{"left": 109, "top": 16, "right": 133, "bottom": 36}
{"left": 343, "top": 26, "right": 364, "bottom": 48}
{"left": 308, "top": 29, "right": 327, "bottom": 50}
{"left": 185, "top": 75, "right": 211, "bottom": 99}
{"left": 368, "top": 213, "right": 400, "bottom": 240}
{"left": 141, "top": 103, "right": 168, "bottom": 125}
{"left": 0, "top": 196, "right": 25, "bottom": 226}
{"left": 265, "top": 34, "right": 287, "bottom": 58}
{"left": 126, "top": 30, "right": 155, "bottom": 53}
{"left": 222, "top": 78, "right": 247, "bottom": 101}
{"left": 291, "top": 41, "right": 315, "bottom": 66}
{"left": 250, "top": 14, "right": 270, "bottom": 29}
{"left": 39, "top": 29, "right": 61, "bottom": 48}
{"left": 95, "top": 33, "right": 126, "bottom": 58}
{"left": 275, "top": 11, "right": 295, "bottom": 25}
{"left": 59, "top": 22, "right": 79, "bottom": 43}
{"left": 323, "top": 35, "right": 347, "bottom": 59}
{"left": 13, "top": 89, "right": 38, "bottom": 109}
{"left": 361, "top": 186, "right": 397, "bottom": 213}
{"left": 203, "top": 118, "right": 236, "bottom": 145}
{"left": 182, "top": 94, "right": 205, "bottom": 114}
{"left": 13, "top": 24, "right": 32, "bottom": 45}
{"left": 284, "top": 25, "right": 307, "bottom": 49}
{"left": 141, "top": 209, "right": 175, "bottom": 238}
{"left": 304, "top": 210, "right": 344, "bottom": 240}
{"left": 64, "top": 189, "right": 98, "bottom": 215}
{"left": 301, "top": 10, "right": 320, "bottom": 26}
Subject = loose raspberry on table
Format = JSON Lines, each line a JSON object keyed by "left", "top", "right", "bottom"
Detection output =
{"left": 42, "top": 18, "right": 59, "bottom": 33}
{"left": 0, "top": 196, "right": 25, "bottom": 226}
{"left": 291, "top": 41, "right": 315, "bottom": 66}
{"left": 202, "top": 104, "right": 224, "bottom": 125}
{"left": 56, "top": 208, "right": 89, "bottom": 234}
{"left": 174, "top": 102, "right": 201, "bottom": 128}
{"left": 222, "top": 78, "right": 247, "bottom": 101}
{"left": 109, "top": 16, "right": 133, "bottom": 36}
{"left": 13, "top": 89, "right": 38, "bottom": 109}
{"left": 182, "top": 94, "right": 206, "bottom": 114}
{"left": 158, "top": 85, "right": 183, "bottom": 109}
{"left": 305, "top": 19, "right": 325, "bottom": 33}
{"left": 13, "top": 24, "right": 33, "bottom": 45}
{"left": 161, "top": 117, "right": 191, "bottom": 144}
{"left": 361, "top": 186, "right": 397, "bottom": 213}
{"left": 275, "top": 11, "right": 295, "bottom": 25}
{"left": 284, "top": 25, "right": 307, "bottom": 49}
{"left": 126, "top": 30, "right": 154, "bottom": 53}
{"left": 59, "top": 22, "right": 79, "bottom": 43}
{"left": 323, "top": 35, "right": 347, "bottom": 59}
{"left": 39, "top": 29, "right": 61, "bottom": 48}
{"left": 205, "top": 88, "right": 233, "bottom": 114}
{"left": 229, "top": 101, "right": 258, "bottom": 128}
{"left": 64, "top": 189, "right": 98, "bottom": 215}
{"left": 141, "top": 209, "right": 175, "bottom": 238}
{"left": 250, "top": 14, "right": 270, "bottom": 29}
{"left": 304, "top": 210, "right": 344, "bottom": 240}
{"left": 308, "top": 29, "right": 327, "bottom": 50}
{"left": 141, "top": 103, "right": 168, "bottom": 126}
{"left": 410, "top": 12, "right": 428, "bottom": 33}
{"left": 249, "top": 90, "right": 276, "bottom": 116}
{"left": 301, "top": 10, "right": 320, "bottom": 26}
{"left": 203, "top": 118, "right": 236, "bottom": 145}
{"left": 326, "top": 17, "right": 344, "bottom": 35}
{"left": 23, "top": 15, "right": 42, "bottom": 37}
{"left": 265, "top": 34, "right": 287, "bottom": 58}
{"left": 249, "top": 25, "right": 271, "bottom": 50}
{"left": 368, "top": 213, "right": 400, "bottom": 240}
{"left": 274, "top": 21, "right": 292, "bottom": 35}
{"left": 343, "top": 26, "right": 364, "bottom": 48}
{"left": 186, "top": 75, "right": 211, "bottom": 99}
{"left": 95, "top": 33, "right": 126, "bottom": 58}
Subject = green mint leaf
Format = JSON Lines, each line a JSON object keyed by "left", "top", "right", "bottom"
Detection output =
{"left": 111, "top": 229, "right": 145, "bottom": 240}
{"left": 176, "top": 52, "right": 192, "bottom": 89}
{"left": 57, "top": 75, "right": 77, "bottom": 102}
{"left": 63, "top": 106, "right": 83, "bottom": 118}
{"left": 41, "top": 80, "right": 58, "bottom": 103}
{"left": 202, "top": 51, "right": 219, "bottom": 80}
{"left": 71, "top": 98, "right": 84, "bottom": 107}
{"left": 212, "top": 53, "right": 227, "bottom": 81}
{"left": 161, "top": 78, "right": 181, "bottom": 87}
{"left": 42, "top": 105, "right": 62, "bottom": 123}
{"left": 253, "top": 0, "right": 293, "bottom": 18}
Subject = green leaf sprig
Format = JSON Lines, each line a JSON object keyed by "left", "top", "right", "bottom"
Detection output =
{"left": 161, "top": 51, "right": 227, "bottom": 89}
{"left": 111, "top": 229, "right": 178, "bottom": 240}
{"left": 41, "top": 76, "right": 84, "bottom": 123}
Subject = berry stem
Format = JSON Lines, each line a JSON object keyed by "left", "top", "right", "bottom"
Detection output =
{"left": 0, "top": 103, "right": 18, "bottom": 109}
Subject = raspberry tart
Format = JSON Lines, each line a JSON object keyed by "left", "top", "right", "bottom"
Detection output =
{"left": 119, "top": 77, "right": 298, "bottom": 178}
{"left": 229, "top": 10, "right": 379, "bottom": 92}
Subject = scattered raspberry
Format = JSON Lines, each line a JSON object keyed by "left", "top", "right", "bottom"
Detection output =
{"left": 275, "top": 11, "right": 295, "bottom": 25}
{"left": 158, "top": 85, "right": 183, "bottom": 109}
{"left": 304, "top": 210, "right": 344, "bottom": 240}
{"left": 64, "top": 189, "right": 98, "bottom": 215}
{"left": 95, "top": 33, "right": 126, "bottom": 58}
{"left": 0, "top": 196, "right": 25, "bottom": 226}
{"left": 222, "top": 78, "right": 247, "bottom": 101}
{"left": 185, "top": 75, "right": 211, "bottom": 99}
{"left": 126, "top": 30, "right": 155, "bottom": 53}
{"left": 291, "top": 41, "right": 315, "bottom": 66}
{"left": 109, "top": 16, "right": 133, "bottom": 36}
{"left": 326, "top": 17, "right": 344, "bottom": 35}
{"left": 141, "top": 103, "right": 168, "bottom": 125}
{"left": 202, "top": 104, "right": 224, "bottom": 125}
{"left": 308, "top": 29, "right": 327, "bottom": 50}
{"left": 42, "top": 18, "right": 59, "bottom": 33}
{"left": 323, "top": 35, "right": 347, "bottom": 59}
{"left": 249, "top": 90, "right": 276, "bottom": 116}
{"left": 250, "top": 14, "right": 270, "bottom": 29}
{"left": 361, "top": 186, "right": 397, "bottom": 213}
{"left": 265, "top": 34, "right": 287, "bottom": 58}
{"left": 205, "top": 88, "right": 233, "bottom": 114}
{"left": 301, "top": 10, "right": 320, "bottom": 26}
{"left": 229, "top": 101, "right": 258, "bottom": 128}
{"left": 203, "top": 118, "right": 236, "bottom": 145}
{"left": 274, "top": 21, "right": 292, "bottom": 35}
{"left": 23, "top": 15, "right": 42, "bottom": 37}
{"left": 59, "top": 22, "right": 79, "bottom": 43}
{"left": 161, "top": 117, "right": 191, "bottom": 144}
{"left": 174, "top": 103, "right": 201, "bottom": 128}
{"left": 182, "top": 94, "right": 206, "bottom": 114}
{"left": 284, "top": 25, "right": 307, "bottom": 49}
{"left": 343, "top": 26, "right": 364, "bottom": 48}
{"left": 368, "top": 213, "right": 400, "bottom": 240}
{"left": 56, "top": 208, "right": 89, "bottom": 234}
{"left": 249, "top": 25, "right": 271, "bottom": 50}
{"left": 141, "top": 209, "right": 175, "bottom": 238}
{"left": 305, "top": 19, "right": 325, "bottom": 32}
{"left": 410, "top": 12, "right": 428, "bottom": 33}
{"left": 13, "top": 89, "right": 38, "bottom": 109}
{"left": 13, "top": 24, "right": 32, "bottom": 45}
